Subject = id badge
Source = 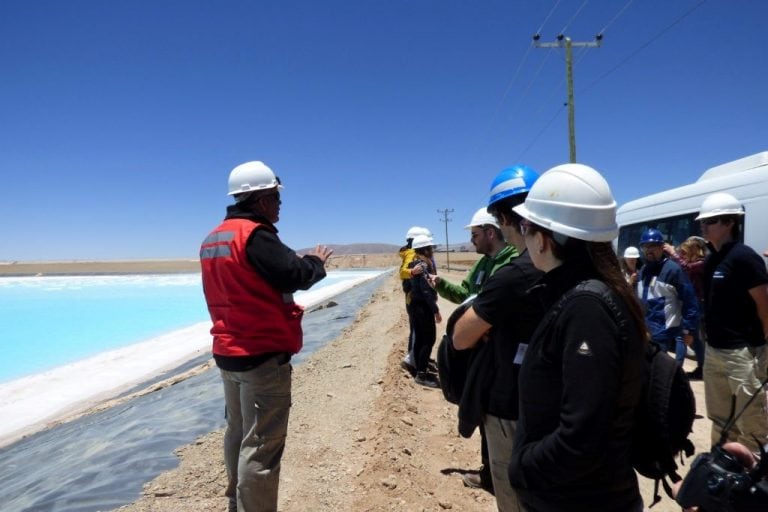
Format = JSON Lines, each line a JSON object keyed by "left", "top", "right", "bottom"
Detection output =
{"left": 514, "top": 343, "right": 528, "bottom": 365}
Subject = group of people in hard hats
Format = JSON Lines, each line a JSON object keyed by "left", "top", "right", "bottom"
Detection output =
{"left": 197, "top": 157, "right": 768, "bottom": 511}
{"left": 398, "top": 163, "right": 768, "bottom": 512}
{"left": 398, "top": 226, "right": 443, "bottom": 387}
{"left": 620, "top": 193, "right": 768, "bottom": 453}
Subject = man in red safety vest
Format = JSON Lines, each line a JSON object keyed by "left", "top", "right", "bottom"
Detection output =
{"left": 200, "top": 160, "right": 332, "bottom": 512}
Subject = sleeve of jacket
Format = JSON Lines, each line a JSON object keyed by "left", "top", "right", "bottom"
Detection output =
{"left": 684, "top": 259, "right": 705, "bottom": 280}
{"left": 508, "top": 294, "right": 624, "bottom": 489}
{"left": 435, "top": 265, "right": 475, "bottom": 304}
{"left": 674, "top": 266, "right": 700, "bottom": 333}
{"left": 668, "top": 252, "right": 685, "bottom": 267}
{"left": 245, "top": 228, "right": 327, "bottom": 293}
{"left": 399, "top": 249, "right": 415, "bottom": 280}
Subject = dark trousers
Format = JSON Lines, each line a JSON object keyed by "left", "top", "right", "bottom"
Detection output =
{"left": 410, "top": 300, "right": 436, "bottom": 372}
{"left": 405, "top": 300, "right": 415, "bottom": 353}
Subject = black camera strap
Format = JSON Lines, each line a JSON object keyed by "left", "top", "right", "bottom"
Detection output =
{"left": 718, "top": 376, "right": 768, "bottom": 448}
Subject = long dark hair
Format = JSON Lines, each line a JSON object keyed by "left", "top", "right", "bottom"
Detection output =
{"left": 543, "top": 230, "right": 648, "bottom": 343}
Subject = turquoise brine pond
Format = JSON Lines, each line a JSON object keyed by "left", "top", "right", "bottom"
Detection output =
{"left": 0, "top": 270, "right": 383, "bottom": 384}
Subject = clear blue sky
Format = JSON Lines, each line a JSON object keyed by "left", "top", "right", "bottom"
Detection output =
{"left": 2, "top": 0, "right": 766, "bottom": 260}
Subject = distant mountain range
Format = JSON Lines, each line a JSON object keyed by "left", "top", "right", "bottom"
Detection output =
{"left": 297, "top": 243, "right": 401, "bottom": 255}
{"left": 297, "top": 242, "right": 473, "bottom": 255}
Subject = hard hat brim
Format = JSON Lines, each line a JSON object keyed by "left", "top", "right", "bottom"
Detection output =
{"left": 513, "top": 202, "right": 618, "bottom": 242}
{"left": 227, "top": 183, "right": 283, "bottom": 196}
{"left": 694, "top": 209, "right": 743, "bottom": 221}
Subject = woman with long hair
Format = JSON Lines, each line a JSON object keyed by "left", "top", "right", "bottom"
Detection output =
{"left": 507, "top": 163, "right": 648, "bottom": 512}
{"left": 408, "top": 234, "right": 442, "bottom": 388}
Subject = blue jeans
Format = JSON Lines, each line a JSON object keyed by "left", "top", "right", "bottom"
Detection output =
{"left": 651, "top": 333, "right": 681, "bottom": 361}
{"left": 675, "top": 330, "right": 705, "bottom": 368}
{"left": 669, "top": 326, "right": 705, "bottom": 369}
{"left": 221, "top": 354, "right": 292, "bottom": 512}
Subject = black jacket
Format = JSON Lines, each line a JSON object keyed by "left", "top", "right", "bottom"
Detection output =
{"left": 446, "top": 252, "right": 543, "bottom": 435}
{"left": 478, "top": 252, "right": 543, "bottom": 419}
{"left": 409, "top": 256, "right": 439, "bottom": 314}
{"left": 225, "top": 204, "right": 326, "bottom": 293}
{"left": 508, "top": 261, "right": 646, "bottom": 512}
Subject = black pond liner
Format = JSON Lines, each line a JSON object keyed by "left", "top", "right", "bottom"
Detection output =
{"left": 0, "top": 271, "right": 391, "bottom": 512}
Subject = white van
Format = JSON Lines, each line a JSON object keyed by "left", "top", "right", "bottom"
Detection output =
{"left": 616, "top": 151, "right": 768, "bottom": 257}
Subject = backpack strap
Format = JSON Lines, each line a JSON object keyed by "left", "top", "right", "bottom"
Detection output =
{"left": 649, "top": 478, "right": 662, "bottom": 508}
{"left": 648, "top": 472, "right": 683, "bottom": 509}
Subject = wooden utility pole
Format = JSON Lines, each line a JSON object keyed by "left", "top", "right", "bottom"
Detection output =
{"left": 437, "top": 208, "right": 454, "bottom": 271}
{"left": 533, "top": 33, "right": 602, "bottom": 162}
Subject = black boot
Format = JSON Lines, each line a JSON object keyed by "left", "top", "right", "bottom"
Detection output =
{"left": 414, "top": 371, "right": 439, "bottom": 388}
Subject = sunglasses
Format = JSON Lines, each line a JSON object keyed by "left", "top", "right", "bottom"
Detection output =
{"left": 519, "top": 219, "right": 533, "bottom": 236}
{"left": 700, "top": 217, "right": 720, "bottom": 226}
{"left": 261, "top": 191, "right": 281, "bottom": 202}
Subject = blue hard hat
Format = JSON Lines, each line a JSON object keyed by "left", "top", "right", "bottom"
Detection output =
{"left": 640, "top": 228, "right": 664, "bottom": 245}
{"left": 488, "top": 165, "right": 540, "bottom": 207}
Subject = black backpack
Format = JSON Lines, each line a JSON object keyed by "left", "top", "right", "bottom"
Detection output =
{"left": 632, "top": 343, "right": 697, "bottom": 507}
{"left": 436, "top": 301, "right": 474, "bottom": 405}
{"left": 576, "top": 279, "right": 697, "bottom": 507}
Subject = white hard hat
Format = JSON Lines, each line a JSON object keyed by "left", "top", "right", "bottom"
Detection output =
{"left": 623, "top": 246, "right": 640, "bottom": 259}
{"left": 512, "top": 163, "right": 618, "bottom": 242}
{"left": 420, "top": 227, "right": 433, "bottom": 238}
{"left": 227, "top": 161, "right": 283, "bottom": 196}
{"left": 695, "top": 192, "right": 745, "bottom": 220}
{"left": 465, "top": 208, "right": 500, "bottom": 229}
{"left": 412, "top": 234, "right": 436, "bottom": 250}
{"left": 406, "top": 226, "right": 422, "bottom": 239}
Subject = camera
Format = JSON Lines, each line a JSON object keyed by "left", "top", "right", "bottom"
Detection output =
{"left": 675, "top": 444, "right": 766, "bottom": 511}
{"left": 675, "top": 378, "right": 768, "bottom": 511}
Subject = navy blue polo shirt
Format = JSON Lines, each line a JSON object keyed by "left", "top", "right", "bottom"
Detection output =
{"left": 703, "top": 241, "right": 768, "bottom": 349}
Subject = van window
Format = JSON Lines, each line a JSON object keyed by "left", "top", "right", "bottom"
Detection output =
{"left": 618, "top": 212, "right": 745, "bottom": 257}
{"left": 617, "top": 212, "right": 702, "bottom": 256}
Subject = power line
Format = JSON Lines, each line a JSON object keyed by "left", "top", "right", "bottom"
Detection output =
{"left": 517, "top": 104, "right": 565, "bottom": 161}
{"left": 472, "top": 0, "right": 566, "bottom": 160}
{"left": 536, "top": 0, "right": 562, "bottom": 35}
{"left": 508, "top": 49, "right": 556, "bottom": 121}
{"left": 558, "top": 0, "right": 590, "bottom": 35}
{"left": 509, "top": 0, "right": 626, "bottom": 160}
{"left": 573, "top": 45, "right": 592, "bottom": 66}
{"left": 598, "top": 0, "right": 636, "bottom": 35}
{"left": 529, "top": 78, "right": 566, "bottom": 118}
{"left": 481, "top": 42, "right": 535, "bottom": 146}
{"left": 579, "top": 0, "right": 708, "bottom": 95}
{"left": 514, "top": 0, "right": 697, "bottom": 160}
